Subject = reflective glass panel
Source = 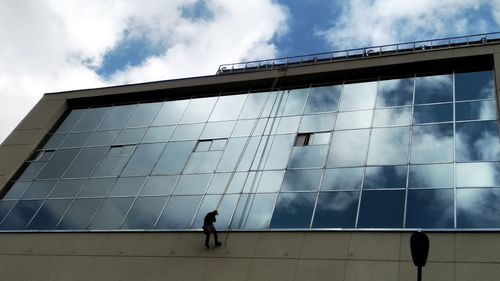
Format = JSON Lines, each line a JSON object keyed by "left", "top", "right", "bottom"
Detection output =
{"left": 231, "top": 193, "right": 277, "bottom": 229}
{"left": 262, "top": 134, "right": 295, "bottom": 170}
{"left": 43, "top": 134, "right": 66, "bottom": 149}
{"left": 209, "top": 94, "right": 246, "bottom": 121}
{"left": 113, "top": 128, "right": 147, "bottom": 144}
{"left": 406, "top": 189, "right": 454, "bottom": 229}
{"left": 49, "top": 179, "right": 86, "bottom": 198}
{"left": 55, "top": 109, "right": 85, "bottom": 133}
{"left": 184, "top": 151, "right": 223, "bottom": 173}
{"left": 364, "top": 166, "right": 407, "bottom": 189}
{"left": 409, "top": 164, "right": 453, "bottom": 188}
{"left": 124, "top": 102, "right": 162, "bottom": 128}
{"left": 456, "top": 162, "right": 500, "bottom": 187}
{"left": 281, "top": 88, "right": 308, "bottom": 116}
{"left": 0, "top": 201, "right": 15, "bottom": 223}
{"left": 413, "top": 103, "right": 453, "bottom": 124}
{"left": 456, "top": 121, "right": 500, "bottom": 162}
{"left": 414, "top": 74, "right": 453, "bottom": 104}
{"left": 456, "top": 100, "right": 497, "bottom": 121}
{"left": 108, "top": 177, "right": 146, "bottom": 197}
{"left": 455, "top": 71, "right": 495, "bottom": 101}
{"left": 72, "top": 107, "right": 109, "bottom": 132}
{"left": 155, "top": 195, "right": 203, "bottom": 229}
{"left": 312, "top": 191, "right": 359, "bottom": 228}
{"left": 269, "top": 192, "right": 316, "bottom": 229}
{"left": 357, "top": 190, "right": 405, "bottom": 228}
{"left": 335, "top": 110, "right": 373, "bottom": 130}
{"left": 172, "top": 174, "right": 211, "bottom": 195}
{"left": 232, "top": 119, "right": 256, "bottom": 137}
{"left": 141, "top": 126, "right": 175, "bottom": 143}
{"left": 287, "top": 145, "right": 328, "bottom": 168}
{"left": 193, "top": 194, "right": 239, "bottom": 229}
{"left": 0, "top": 200, "right": 43, "bottom": 230}
{"left": 457, "top": 188, "right": 500, "bottom": 228}
{"left": 87, "top": 130, "right": 119, "bottom": 146}
{"left": 64, "top": 147, "right": 107, "bottom": 178}
{"left": 98, "top": 105, "right": 134, "bottom": 130}
{"left": 92, "top": 151, "right": 130, "bottom": 177}
{"left": 122, "top": 196, "right": 167, "bottom": 229}
{"left": 170, "top": 124, "right": 204, "bottom": 141}
{"left": 78, "top": 178, "right": 116, "bottom": 197}
{"left": 22, "top": 180, "right": 58, "bottom": 199}
{"left": 372, "top": 107, "right": 412, "bottom": 127}
{"left": 411, "top": 124, "right": 453, "bottom": 163}
{"left": 311, "top": 132, "right": 331, "bottom": 145}
{"left": 275, "top": 116, "right": 301, "bottom": 134}
{"left": 367, "top": 126, "right": 409, "bottom": 165}
{"left": 298, "top": 113, "right": 336, "bottom": 133}
{"left": 27, "top": 199, "right": 72, "bottom": 230}
{"left": 57, "top": 198, "right": 103, "bottom": 229}
{"left": 179, "top": 97, "right": 217, "bottom": 124}
{"left": 239, "top": 92, "right": 269, "bottom": 119}
{"left": 339, "top": 81, "right": 377, "bottom": 111}
{"left": 304, "top": 85, "right": 341, "bottom": 113}
{"left": 152, "top": 141, "right": 196, "bottom": 175}
{"left": 60, "top": 132, "right": 92, "bottom": 148}
{"left": 321, "top": 167, "right": 363, "bottom": 190}
{"left": 121, "top": 143, "right": 165, "bottom": 176}
{"left": 201, "top": 121, "right": 235, "bottom": 139}
{"left": 376, "top": 78, "right": 414, "bottom": 107}
{"left": 4, "top": 182, "right": 31, "bottom": 199}
{"left": 89, "top": 197, "right": 134, "bottom": 229}
{"left": 206, "top": 173, "right": 231, "bottom": 194}
{"left": 281, "top": 169, "right": 322, "bottom": 191}
{"left": 217, "top": 137, "right": 246, "bottom": 172}
{"left": 140, "top": 175, "right": 178, "bottom": 196}
{"left": 327, "top": 129, "right": 370, "bottom": 167}
{"left": 152, "top": 100, "right": 189, "bottom": 126}
{"left": 18, "top": 162, "right": 46, "bottom": 181}
{"left": 255, "top": 170, "right": 285, "bottom": 192}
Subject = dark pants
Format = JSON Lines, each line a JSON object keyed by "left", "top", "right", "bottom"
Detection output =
{"left": 204, "top": 224, "right": 219, "bottom": 246}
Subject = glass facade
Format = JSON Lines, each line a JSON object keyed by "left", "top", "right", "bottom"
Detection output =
{"left": 1, "top": 70, "right": 499, "bottom": 231}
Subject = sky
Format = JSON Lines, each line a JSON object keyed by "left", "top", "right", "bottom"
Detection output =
{"left": 1, "top": 0, "right": 500, "bottom": 143}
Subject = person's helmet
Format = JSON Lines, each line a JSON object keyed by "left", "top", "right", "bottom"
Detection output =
{"left": 213, "top": 210, "right": 219, "bottom": 215}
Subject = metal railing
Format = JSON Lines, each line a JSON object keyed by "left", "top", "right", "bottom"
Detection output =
{"left": 217, "top": 32, "right": 500, "bottom": 75}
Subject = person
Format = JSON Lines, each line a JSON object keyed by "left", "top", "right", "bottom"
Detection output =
{"left": 203, "top": 210, "right": 222, "bottom": 248}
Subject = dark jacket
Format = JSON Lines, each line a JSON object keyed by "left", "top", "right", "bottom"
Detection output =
{"left": 204, "top": 211, "right": 217, "bottom": 226}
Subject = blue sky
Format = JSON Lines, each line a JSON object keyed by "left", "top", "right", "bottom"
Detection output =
{"left": 0, "top": 0, "right": 499, "bottom": 142}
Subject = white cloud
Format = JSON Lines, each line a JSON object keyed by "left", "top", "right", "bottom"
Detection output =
{"left": 0, "top": 0, "right": 287, "bottom": 143}
{"left": 318, "top": 0, "right": 499, "bottom": 49}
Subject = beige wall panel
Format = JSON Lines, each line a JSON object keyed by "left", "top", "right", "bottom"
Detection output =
{"left": 81, "top": 256, "right": 128, "bottom": 281}
{"left": 254, "top": 232, "right": 304, "bottom": 259}
{"left": 16, "top": 99, "right": 66, "bottom": 131}
{"left": 211, "top": 232, "right": 260, "bottom": 258}
{"left": 32, "top": 233, "right": 74, "bottom": 255}
{"left": 301, "top": 232, "right": 351, "bottom": 259}
{"left": 2, "top": 129, "right": 44, "bottom": 146}
{"left": 294, "top": 259, "right": 346, "bottom": 281}
{"left": 0, "top": 255, "right": 25, "bottom": 281}
{"left": 12, "top": 255, "right": 59, "bottom": 281}
{"left": 133, "top": 232, "right": 179, "bottom": 256}
{"left": 97, "top": 233, "right": 142, "bottom": 256}
{"left": 344, "top": 260, "right": 399, "bottom": 281}
{"left": 171, "top": 232, "right": 212, "bottom": 257}
{"left": 247, "top": 258, "right": 297, "bottom": 281}
{"left": 48, "top": 256, "right": 92, "bottom": 281}
{"left": 118, "top": 257, "right": 167, "bottom": 281}
{"left": 203, "top": 258, "right": 252, "bottom": 281}
{"left": 349, "top": 232, "right": 401, "bottom": 261}
{"left": 0, "top": 233, "right": 42, "bottom": 254}
{"left": 456, "top": 262, "right": 500, "bottom": 281}
{"left": 455, "top": 233, "right": 500, "bottom": 262}
{"left": 452, "top": 46, "right": 493, "bottom": 57}
{"left": 162, "top": 257, "right": 208, "bottom": 281}
{"left": 0, "top": 145, "right": 34, "bottom": 174}
{"left": 0, "top": 175, "right": 6, "bottom": 191}
{"left": 400, "top": 233, "right": 455, "bottom": 262}
{"left": 398, "top": 261, "right": 455, "bottom": 281}
{"left": 66, "top": 233, "right": 107, "bottom": 255}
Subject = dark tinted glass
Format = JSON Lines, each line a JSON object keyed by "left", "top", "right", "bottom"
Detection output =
{"left": 456, "top": 100, "right": 497, "bottom": 122}
{"left": 113, "top": 128, "right": 147, "bottom": 144}
{"left": 0, "top": 200, "right": 15, "bottom": 223}
{"left": 140, "top": 175, "right": 178, "bottom": 196}
{"left": 37, "top": 149, "right": 80, "bottom": 179}
{"left": 456, "top": 121, "right": 500, "bottom": 162}
{"left": 59, "top": 132, "right": 92, "bottom": 148}
{"left": 121, "top": 143, "right": 165, "bottom": 176}
{"left": 358, "top": 190, "right": 405, "bottom": 228}
{"left": 172, "top": 174, "right": 211, "bottom": 195}
{"left": 415, "top": 74, "right": 453, "bottom": 104}
{"left": 304, "top": 85, "right": 341, "bottom": 113}
{"left": 122, "top": 196, "right": 167, "bottom": 229}
{"left": 18, "top": 162, "right": 46, "bottom": 181}
{"left": 406, "top": 189, "right": 454, "bottom": 229}
{"left": 156, "top": 195, "right": 203, "bottom": 229}
{"left": 22, "top": 180, "right": 58, "bottom": 199}
{"left": 108, "top": 177, "right": 147, "bottom": 197}
{"left": 98, "top": 105, "right": 134, "bottom": 130}
{"left": 64, "top": 147, "right": 107, "bottom": 178}
{"left": 89, "top": 197, "right": 134, "bottom": 229}
{"left": 27, "top": 199, "right": 72, "bottom": 230}
{"left": 409, "top": 164, "right": 453, "bottom": 188}
{"left": 457, "top": 188, "right": 500, "bottom": 228}
{"left": 269, "top": 192, "right": 316, "bottom": 229}
{"left": 55, "top": 109, "right": 85, "bottom": 133}
{"left": 50, "top": 179, "right": 86, "bottom": 198}
{"left": 4, "top": 182, "right": 31, "bottom": 199}
{"left": 78, "top": 178, "right": 116, "bottom": 197}
{"left": 312, "top": 191, "right": 359, "bottom": 228}
{"left": 376, "top": 78, "right": 413, "bottom": 107}
{"left": 413, "top": 103, "right": 453, "bottom": 124}
{"left": 57, "top": 198, "right": 103, "bottom": 229}
{"left": 152, "top": 141, "right": 196, "bottom": 175}
{"left": 124, "top": 102, "right": 162, "bottom": 128}
{"left": 0, "top": 200, "right": 43, "bottom": 230}
{"left": 364, "top": 166, "right": 407, "bottom": 189}
{"left": 230, "top": 193, "right": 277, "bottom": 229}
{"left": 455, "top": 71, "right": 495, "bottom": 101}
{"left": 72, "top": 107, "right": 109, "bottom": 132}
{"left": 87, "top": 130, "right": 119, "bottom": 146}
{"left": 152, "top": 100, "right": 188, "bottom": 126}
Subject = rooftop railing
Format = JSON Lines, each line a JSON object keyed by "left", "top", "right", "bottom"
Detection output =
{"left": 216, "top": 32, "right": 500, "bottom": 75}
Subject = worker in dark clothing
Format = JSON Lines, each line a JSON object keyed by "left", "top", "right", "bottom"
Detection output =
{"left": 203, "top": 210, "right": 222, "bottom": 248}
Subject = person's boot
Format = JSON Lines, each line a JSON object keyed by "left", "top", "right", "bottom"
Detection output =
{"left": 215, "top": 241, "right": 222, "bottom": 247}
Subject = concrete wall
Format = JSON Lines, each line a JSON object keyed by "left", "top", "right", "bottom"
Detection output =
{"left": 0, "top": 232, "right": 499, "bottom": 281}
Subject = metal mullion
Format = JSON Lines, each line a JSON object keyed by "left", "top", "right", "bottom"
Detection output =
{"left": 452, "top": 70, "right": 457, "bottom": 229}
{"left": 403, "top": 75, "right": 416, "bottom": 228}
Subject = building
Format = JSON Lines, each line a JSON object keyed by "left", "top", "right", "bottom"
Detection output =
{"left": 0, "top": 33, "right": 500, "bottom": 280}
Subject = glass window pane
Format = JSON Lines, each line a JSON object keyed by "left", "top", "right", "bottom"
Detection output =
{"left": 170, "top": 124, "right": 204, "bottom": 141}
{"left": 281, "top": 88, "right": 308, "bottom": 116}
{"left": 327, "top": 129, "right": 370, "bottom": 167}
{"left": 140, "top": 175, "right": 178, "bottom": 196}
{"left": 27, "top": 199, "right": 72, "bottom": 230}
{"left": 210, "top": 139, "right": 227, "bottom": 150}
{"left": 78, "top": 178, "right": 116, "bottom": 197}
{"left": 311, "top": 132, "right": 331, "bottom": 145}
{"left": 225, "top": 172, "right": 254, "bottom": 193}
{"left": 357, "top": 190, "right": 405, "bottom": 228}
{"left": 456, "top": 121, "right": 500, "bottom": 162}
{"left": 457, "top": 162, "right": 500, "bottom": 187}
{"left": 122, "top": 196, "right": 167, "bottom": 229}
{"left": 90, "top": 197, "right": 134, "bottom": 229}
{"left": 87, "top": 130, "right": 119, "bottom": 146}
{"left": 108, "top": 177, "right": 146, "bottom": 197}
{"left": 239, "top": 92, "right": 269, "bottom": 119}
{"left": 455, "top": 71, "right": 495, "bottom": 101}
{"left": 321, "top": 167, "right": 363, "bottom": 190}
{"left": 22, "top": 180, "right": 58, "bottom": 199}
{"left": 335, "top": 110, "right": 373, "bottom": 130}
{"left": 57, "top": 198, "right": 102, "bottom": 229}
{"left": 180, "top": 97, "right": 217, "bottom": 124}
{"left": 415, "top": 74, "right": 453, "bottom": 104}
{"left": 193, "top": 194, "right": 239, "bottom": 229}
{"left": 0, "top": 201, "right": 16, "bottom": 223}
{"left": 372, "top": 107, "right": 412, "bottom": 127}
{"left": 274, "top": 116, "right": 300, "bottom": 134}
{"left": 367, "top": 127, "right": 410, "bottom": 165}
{"left": 364, "top": 166, "right": 407, "bottom": 189}
{"left": 43, "top": 134, "right": 66, "bottom": 150}
{"left": 270, "top": 192, "right": 316, "bottom": 229}
{"left": 231, "top": 193, "right": 277, "bottom": 229}
{"left": 184, "top": 151, "right": 223, "bottom": 174}
{"left": 156, "top": 195, "right": 203, "bottom": 229}
{"left": 236, "top": 136, "right": 264, "bottom": 171}
{"left": 232, "top": 119, "right": 257, "bottom": 137}
{"left": 305, "top": 85, "right": 341, "bottom": 113}
{"left": 92, "top": 152, "right": 130, "bottom": 177}
{"left": 141, "top": 126, "right": 175, "bottom": 143}
{"left": 121, "top": 143, "right": 165, "bottom": 176}
{"left": 456, "top": 100, "right": 497, "bottom": 121}
{"left": 206, "top": 173, "right": 231, "bottom": 194}
{"left": 312, "top": 191, "right": 359, "bottom": 228}
{"left": 4, "top": 182, "right": 31, "bottom": 199}
{"left": 406, "top": 189, "right": 454, "bottom": 229}
{"left": 50, "top": 179, "right": 86, "bottom": 198}
{"left": 55, "top": 109, "right": 85, "bottom": 133}
{"left": 376, "top": 78, "right": 414, "bottom": 107}
{"left": 172, "top": 174, "right": 211, "bottom": 195}
{"left": 288, "top": 145, "right": 328, "bottom": 168}
{"left": 281, "top": 169, "right": 322, "bottom": 191}
{"left": 299, "top": 113, "right": 336, "bottom": 133}
{"left": 201, "top": 121, "right": 235, "bottom": 139}
{"left": 60, "top": 132, "right": 92, "bottom": 148}
{"left": 216, "top": 138, "right": 246, "bottom": 172}
{"left": 18, "top": 162, "right": 46, "bottom": 181}
{"left": 339, "top": 81, "right": 377, "bottom": 111}
{"left": 255, "top": 171, "right": 285, "bottom": 192}
{"left": 152, "top": 141, "right": 196, "bottom": 175}
{"left": 72, "top": 107, "right": 109, "bottom": 132}
{"left": 262, "top": 134, "right": 295, "bottom": 170}
{"left": 0, "top": 200, "right": 43, "bottom": 230}
{"left": 409, "top": 164, "right": 453, "bottom": 188}
{"left": 411, "top": 124, "right": 453, "bottom": 163}
{"left": 457, "top": 188, "right": 500, "bottom": 228}
{"left": 413, "top": 103, "right": 453, "bottom": 124}
{"left": 98, "top": 105, "right": 134, "bottom": 130}
{"left": 209, "top": 94, "right": 246, "bottom": 121}
{"left": 124, "top": 102, "right": 162, "bottom": 128}
{"left": 64, "top": 147, "right": 107, "bottom": 178}
{"left": 113, "top": 128, "right": 147, "bottom": 145}
{"left": 152, "top": 100, "right": 189, "bottom": 126}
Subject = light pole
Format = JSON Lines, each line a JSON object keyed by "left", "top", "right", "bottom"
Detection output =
{"left": 410, "top": 232, "right": 429, "bottom": 281}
